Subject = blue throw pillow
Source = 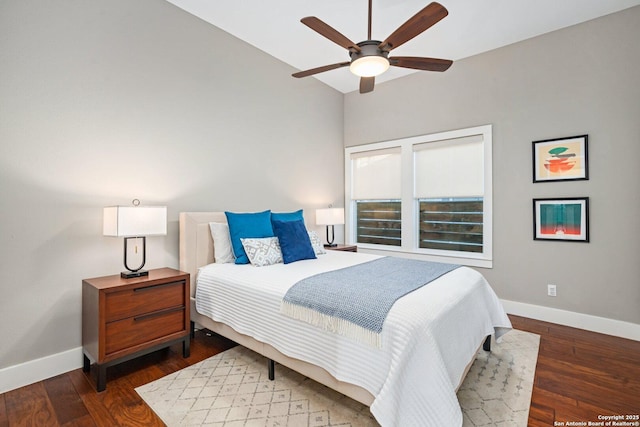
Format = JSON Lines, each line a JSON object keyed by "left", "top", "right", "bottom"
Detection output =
{"left": 272, "top": 219, "right": 317, "bottom": 264}
{"left": 225, "top": 210, "right": 274, "bottom": 264}
{"left": 271, "top": 209, "right": 304, "bottom": 223}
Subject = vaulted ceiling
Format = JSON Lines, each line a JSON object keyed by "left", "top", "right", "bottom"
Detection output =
{"left": 166, "top": 0, "right": 640, "bottom": 93}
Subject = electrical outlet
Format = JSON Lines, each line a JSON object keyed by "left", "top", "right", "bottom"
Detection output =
{"left": 547, "top": 284, "right": 557, "bottom": 297}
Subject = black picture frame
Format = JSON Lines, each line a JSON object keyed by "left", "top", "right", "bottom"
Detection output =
{"left": 533, "top": 197, "right": 589, "bottom": 242}
{"left": 532, "top": 135, "right": 588, "bottom": 183}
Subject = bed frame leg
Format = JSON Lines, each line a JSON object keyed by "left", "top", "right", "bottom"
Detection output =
{"left": 483, "top": 335, "right": 491, "bottom": 352}
{"left": 190, "top": 321, "right": 195, "bottom": 339}
{"left": 268, "top": 359, "right": 275, "bottom": 381}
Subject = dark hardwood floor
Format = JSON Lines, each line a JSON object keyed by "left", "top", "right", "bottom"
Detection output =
{"left": 0, "top": 330, "right": 237, "bottom": 427}
{"left": 0, "top": 316, "right": 638, "bottom": 426}
{"left": 509, "top": 315, "right": 640, "bottom": 426}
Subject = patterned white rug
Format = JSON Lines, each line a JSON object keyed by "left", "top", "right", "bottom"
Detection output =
{"left": 136, "top": 329, "right": 539, "bottom": 426}
{"left": 459, "top": 329, "right": 540, "bottom": 426}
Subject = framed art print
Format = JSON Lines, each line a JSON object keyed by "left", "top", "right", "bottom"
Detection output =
{"left": 532, "top": 135, "right": 588, "bottom": 183}
{"left": 533, "top": 197, "right": 589, "bottom": 242}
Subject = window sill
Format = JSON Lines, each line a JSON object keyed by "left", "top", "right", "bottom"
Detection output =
{"left": 354, "top": 245, "right": 493, "bottom": 269}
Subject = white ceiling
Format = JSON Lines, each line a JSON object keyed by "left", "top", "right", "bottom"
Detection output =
{"left": 165, "top": 0, "right": 640, "bottom": 94}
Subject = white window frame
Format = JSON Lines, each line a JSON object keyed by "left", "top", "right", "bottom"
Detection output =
{"left": 345, "top": 124, "right": 493, "bottom": 268}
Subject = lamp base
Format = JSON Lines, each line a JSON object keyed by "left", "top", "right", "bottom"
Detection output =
{"left": 121, "top": 270, "right": 149, "bottom": 279}
{"left": 324, "top": 225, "right": 337, "bottom": 248}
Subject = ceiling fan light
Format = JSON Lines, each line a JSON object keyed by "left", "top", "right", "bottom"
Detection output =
{"left": 350, "top": 55, "right": 390, "bottom": 77}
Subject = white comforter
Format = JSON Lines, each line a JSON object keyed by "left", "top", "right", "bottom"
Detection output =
{"left": 195, "top": 251, "right": 511, "bottom": 426}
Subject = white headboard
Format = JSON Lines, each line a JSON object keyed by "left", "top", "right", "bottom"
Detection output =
{"left": 179, "top": 212, "right": 227, "bottom": 297}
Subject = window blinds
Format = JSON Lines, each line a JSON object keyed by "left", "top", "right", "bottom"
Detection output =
{"left": 351, "top": 147, "right": 401, "bottom": 200}
{"left": 414, "top": 134, "right": 484, "bottom": 199}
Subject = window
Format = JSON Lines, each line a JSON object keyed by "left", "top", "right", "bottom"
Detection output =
{"left": 356, "top": 200, "right": 401, "bottom": 246}
{"left": 350, "top": 148, "right": 402, "bottom": 247}
{"left": 418, "top": 198, "right": 483, "bottom": 252}
{"left": 345, "top": 125, "right": 492, "bottom": 268}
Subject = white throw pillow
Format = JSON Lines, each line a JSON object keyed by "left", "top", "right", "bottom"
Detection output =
{"left": 209, "top": 222, "right": 235, "bottom": 264}
{"left": 241, "top": 237, "right": 283, "bottom": 267}
{"left": 308, "top": 230, "right": 326, "bottom": 255}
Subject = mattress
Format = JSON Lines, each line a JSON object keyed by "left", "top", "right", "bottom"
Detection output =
{"left": 195, "top": 250, "right": 511, "bottom": 426}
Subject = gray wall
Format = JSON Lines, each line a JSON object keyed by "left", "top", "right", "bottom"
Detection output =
{"left": 344, "top": 6, "right": 640, "bottom": 324}
{"left": 0, "top": 0, "right": 343, "bottom": 369}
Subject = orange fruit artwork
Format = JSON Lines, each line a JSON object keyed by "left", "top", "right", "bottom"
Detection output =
{"left": 543, "top": 146, "right": 576, "bottom": 173}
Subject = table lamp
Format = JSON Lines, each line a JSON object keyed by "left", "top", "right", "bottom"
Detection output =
{"left": 316, "top": 207, "right": 344, "bottom": 247}
{"left": 103, "top": 201, "right": 167, "bottom": 278}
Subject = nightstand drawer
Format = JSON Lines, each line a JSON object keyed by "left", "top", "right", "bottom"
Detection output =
{"left": 105, "top": 280, "right": 185, "bottom": 322}
{"left": 105, "top": 307, "right": 185, "bottom": 355}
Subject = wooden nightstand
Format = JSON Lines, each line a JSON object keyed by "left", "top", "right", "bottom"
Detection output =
{"left": 324, "top": 244, "right": 358, "bottom": 252}
{"left": 82, "top": 267, "right": 190, "bottom": 391}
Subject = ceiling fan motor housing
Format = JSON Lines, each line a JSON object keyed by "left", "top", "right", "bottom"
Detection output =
{"left": 349, "top": 40, "right": 390, "bottom": 77}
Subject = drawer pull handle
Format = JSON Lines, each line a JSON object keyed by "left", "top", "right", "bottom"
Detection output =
{"left": 134, "top": 306, "right": 183, "bottom": 322}
{"left": 134, "top": 281, "right": 183, "bottom": 292}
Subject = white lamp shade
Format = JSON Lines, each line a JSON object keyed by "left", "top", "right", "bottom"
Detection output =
{"left": 316, "top": 208, "right": 345, "bottom": 226}
{"left": 103, "top": 206, "right": 167, "bottom": 237}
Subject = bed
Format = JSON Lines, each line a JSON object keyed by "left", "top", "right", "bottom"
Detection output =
{"left": 179, "top": 211, "right": 511, "bottom": 426}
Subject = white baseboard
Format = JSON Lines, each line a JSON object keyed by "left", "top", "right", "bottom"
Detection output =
{"left": 501, "top": 299, "right": 640, "bottom": 342}
{"left": 0, "top": 347, "right": 83, "bottom": 394}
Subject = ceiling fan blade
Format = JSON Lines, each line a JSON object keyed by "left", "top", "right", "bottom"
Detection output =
{"left": 301, "top": 17, "right": 361, "bottom": 52}
{"left": 360, "top": 77, "right": 375, "bottom": 94}
{"left": 390, "top": 56, "right": 453, "bottom": 72}
{"left": 292, "top": 62, "right": 351, "bottom": 78}
{"left": 379, "top": 2, "right": 448, "bottom": 52}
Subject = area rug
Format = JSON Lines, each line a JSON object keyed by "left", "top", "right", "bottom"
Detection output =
{"left": 136, "top": 329, "right": 539, "bottom": 426}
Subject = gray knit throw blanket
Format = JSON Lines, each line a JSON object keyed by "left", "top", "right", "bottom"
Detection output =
{"left": 281, "top": 257, "right": 460, "bottom": 347}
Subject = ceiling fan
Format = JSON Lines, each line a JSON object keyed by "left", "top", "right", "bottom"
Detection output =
{"left": 292, "top": 1, "right": 453, "bottom": 94}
